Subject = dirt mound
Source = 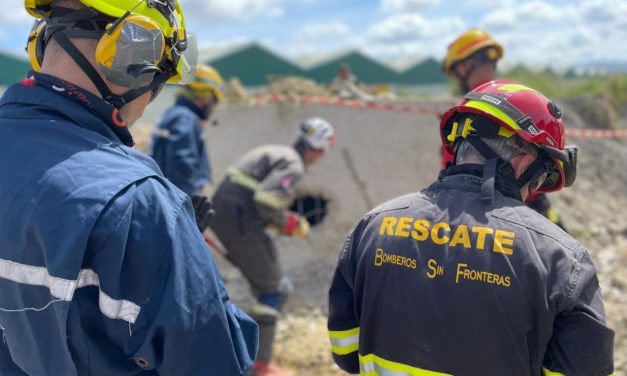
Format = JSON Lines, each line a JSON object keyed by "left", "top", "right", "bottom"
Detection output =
{"left": 562, "top": 96, "right": 621, "bottom": 129}
{"left": 265, "top": 76, "right": 332, "bottom": 97}
{"left": 223, "top": 77, "right": 249, "bottom": 105}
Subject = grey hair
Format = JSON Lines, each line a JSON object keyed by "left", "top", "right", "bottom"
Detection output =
{"left": 455, "top": 136, "right": 537, "bottom": 165}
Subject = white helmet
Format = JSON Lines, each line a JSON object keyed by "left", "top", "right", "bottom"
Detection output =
{"left": 298, "top": 117, "right": 336, "bottom": 151}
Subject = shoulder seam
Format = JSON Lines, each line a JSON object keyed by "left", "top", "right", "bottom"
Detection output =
{"left": 491, "top": 211, "right": 584, "bottom": 254}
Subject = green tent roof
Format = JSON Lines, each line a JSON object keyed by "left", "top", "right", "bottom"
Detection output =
{"left": 0, "top": 52, "right": 30, "bottom": 86}
{"left": 306, "top": 51, "right": 399, "bottom": 84}
{"left": 397, "top": 58, "right": 447, "bottom": 84}
{"left": 204, "top": 43, "right": 305, "bottom": 86}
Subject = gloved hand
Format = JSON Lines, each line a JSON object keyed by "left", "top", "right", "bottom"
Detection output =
{"left": 292, "top": 216, "right": 310, "bottom": 238}
{"left": 278, "top": 212, "right": 310, "bottom": 238}
{"left": 191, "top": 195, "right": 214, "bottom": 232}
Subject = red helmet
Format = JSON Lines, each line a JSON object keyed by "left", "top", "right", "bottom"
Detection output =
{"left": 440, "top": 80, "right": 577, "bottom": 193}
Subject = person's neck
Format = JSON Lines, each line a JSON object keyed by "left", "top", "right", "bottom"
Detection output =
{"left": 466, "top": 68, "right": 495, "bottom": 91}
{"left": 41, "top": 57, "right": 103, "bottom": 99}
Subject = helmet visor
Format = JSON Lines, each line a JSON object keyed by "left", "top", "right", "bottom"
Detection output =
{"left": 171, "top": 32, "right": 198, "bottom": 85}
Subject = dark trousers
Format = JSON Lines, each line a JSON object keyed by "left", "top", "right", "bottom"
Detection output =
{"left": 211, "top": 208, "right": 282, "bottom": 363}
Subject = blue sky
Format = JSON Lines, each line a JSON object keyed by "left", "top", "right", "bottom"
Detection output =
{"left": 2, "top": 0, "right": 627, "bottom": 69}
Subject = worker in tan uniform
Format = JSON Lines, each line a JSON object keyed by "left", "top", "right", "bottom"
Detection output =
{"left": 211, "top": 117, "right": 336, "bottom": 376}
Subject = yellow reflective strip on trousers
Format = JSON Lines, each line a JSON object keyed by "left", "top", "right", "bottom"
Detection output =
{"left": 253, "top": 190, "right": 287, "bottom": 209}
{"left": 226, "top": 167, "right": 259, "bottom": 191}
{"left": 329, "top": 327, "right": 360, "bottom": 339}
{"left": 329, "top": 327, "right": 360, "bottom": 355}
{"left": 359, "top": 354, "right": 451, "bottom": 376}
{"left": 543, "top": 368, "right": 565, "bottom": 376}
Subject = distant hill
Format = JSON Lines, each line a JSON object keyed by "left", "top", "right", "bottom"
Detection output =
{"left": 398, "top": 58, "right": 447, "bottom": 85}
{"left": 306, "top": 51, "right": 398, "bottom": 84}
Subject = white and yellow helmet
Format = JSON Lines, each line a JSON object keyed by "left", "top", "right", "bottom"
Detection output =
{"left": 298, "top": 117, "right": 336, "bottom": 151}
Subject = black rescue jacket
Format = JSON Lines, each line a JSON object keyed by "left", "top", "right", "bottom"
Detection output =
{"left": 328, "top": 165, "right": 614, "bottom": 376}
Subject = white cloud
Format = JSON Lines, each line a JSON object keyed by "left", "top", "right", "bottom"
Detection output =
{"left": 381, "top": 0, "right": 440, "bottom": 13}
{"left": 475, "top": 0, "right": 627, "bottom": 67}
{"left": 295, "top": 22, "right": 350, "bottom": 41}
{"left": 1, "top": 0, "right": 34, "bottom": 25}
{"left": 464, "top": 0, "right": 514, "bottom": 8}
{"left": 368, "top": 14, "right": 464, "bottom": 43}
{"left": 183, "top": 0, "right": 284, "bottom": 22}
{"left": 482, "top": 1, "right": 565, "bottom": 31}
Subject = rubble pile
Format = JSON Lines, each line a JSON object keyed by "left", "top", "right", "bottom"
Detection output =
{"left": 265, "top": 75, "right": 332, "bottom": 97}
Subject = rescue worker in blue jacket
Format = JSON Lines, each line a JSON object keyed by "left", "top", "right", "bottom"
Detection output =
{"left": 328, "top": 81, "right": 614, "bottom": 375}
{"left": 0, "top": 1, "right": 257, "bottom": 375}
{"left": 149, "top": 64, "right": 224, "bottom": 196}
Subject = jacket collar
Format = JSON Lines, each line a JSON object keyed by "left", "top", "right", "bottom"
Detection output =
{"left": 176, "top": 96, "right": 207, "bottom": 120}
{"left": 0, "top": 73, "right": 134, "bottom": 147}
{"left": 437, "top": 163, "right": 523, "bottom": 201}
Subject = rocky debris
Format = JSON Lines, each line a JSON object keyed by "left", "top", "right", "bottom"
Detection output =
{"left": 265, "top": 75, "right": 332, "bottom": 97}
{"left": 274, "top": 313, "right": 346, "bottom": 376}
{"left": 223, "top": 77, "right": 249, "bottom": 105}
{"left": 595, "top": 240, "right": 627, "bottom": 373}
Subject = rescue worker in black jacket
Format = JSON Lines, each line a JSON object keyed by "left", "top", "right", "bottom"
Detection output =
{"left": 328, "top": 81, "right": 614, "bottom": 375}
{"left": 212, "top": 117, "right": 336, "bottom": 376}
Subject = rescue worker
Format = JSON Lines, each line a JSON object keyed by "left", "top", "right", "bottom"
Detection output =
{"left": 149, "top": 64, "right": 224, "bottom": 196}
{"left": 332, "top": 63, "right": 372, "bottom": 101}
{"left": 0, "top": 1, "right": 257, "bottom": 375}
{"left": 328, "top": 81, "right": 614, "bottom": 375}
{"left": 442, "top": 28, "right": 567, "bottom": 231}
{"left": 211, "top": 117, "right": 336, "bottom": 376}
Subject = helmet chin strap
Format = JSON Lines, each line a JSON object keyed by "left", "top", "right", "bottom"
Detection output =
{"left": 464, "top": 137, "right": 550, "bottom": 205}
{"left": 453, "top": 68, "right": 472, "bottom": 94}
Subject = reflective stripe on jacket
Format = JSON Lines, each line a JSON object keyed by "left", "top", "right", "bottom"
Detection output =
{"left": 0, "top": 83, "right": 258, "bottom": 375}
{"left": 328, "top": 168, "right": 614, "bottom": 376}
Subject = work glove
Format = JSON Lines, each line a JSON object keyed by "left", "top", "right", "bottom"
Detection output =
{"left": 191, "top": 195, "right": 214, "bottom": 232}
{"left": 292, "top": 216, "right": 310, "bottom": 238}
{"left": 277, "top": 213, "right": 310, "bottom": 238}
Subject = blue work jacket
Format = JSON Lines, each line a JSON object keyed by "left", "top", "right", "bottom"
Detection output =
{"left": 0, "top": 82, "right": 258, "bottom": 375}
{"left": 149, "top": 98, "right": 212, "bottom": 196}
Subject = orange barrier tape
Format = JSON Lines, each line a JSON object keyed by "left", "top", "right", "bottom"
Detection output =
{"left": 250, "top": 95, "right": 627, "bottom": 139}
{"left": 250, "top": 95, "right": 442, "bottom": 115}
{"left": 564, "top": 129, "right": 627, "bottom": 138}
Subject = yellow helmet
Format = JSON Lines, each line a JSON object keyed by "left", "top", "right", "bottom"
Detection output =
{"left": 24, "top": 0, "right": 196, "bottom": 86}
{"left": 443, "top": 28, "right": 503, "bottom": 75}
{"left": 180, "top": 64, "right": 225, "bottom": 102}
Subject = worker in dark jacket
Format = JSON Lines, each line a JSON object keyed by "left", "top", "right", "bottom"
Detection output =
{"left": 212, "top": 117, "right": 336, "bottom": 376}
{"left": 0, "top": 1, "right": 257, "bottom": 375}
{"left": 149, "top": 64, "right": 224, "bottom": 196}
{"left": 442, "top": 28, "right": 568, "bottom": 232}
{"left": 328, "top": 81, "right": 614, "bottom": 375}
